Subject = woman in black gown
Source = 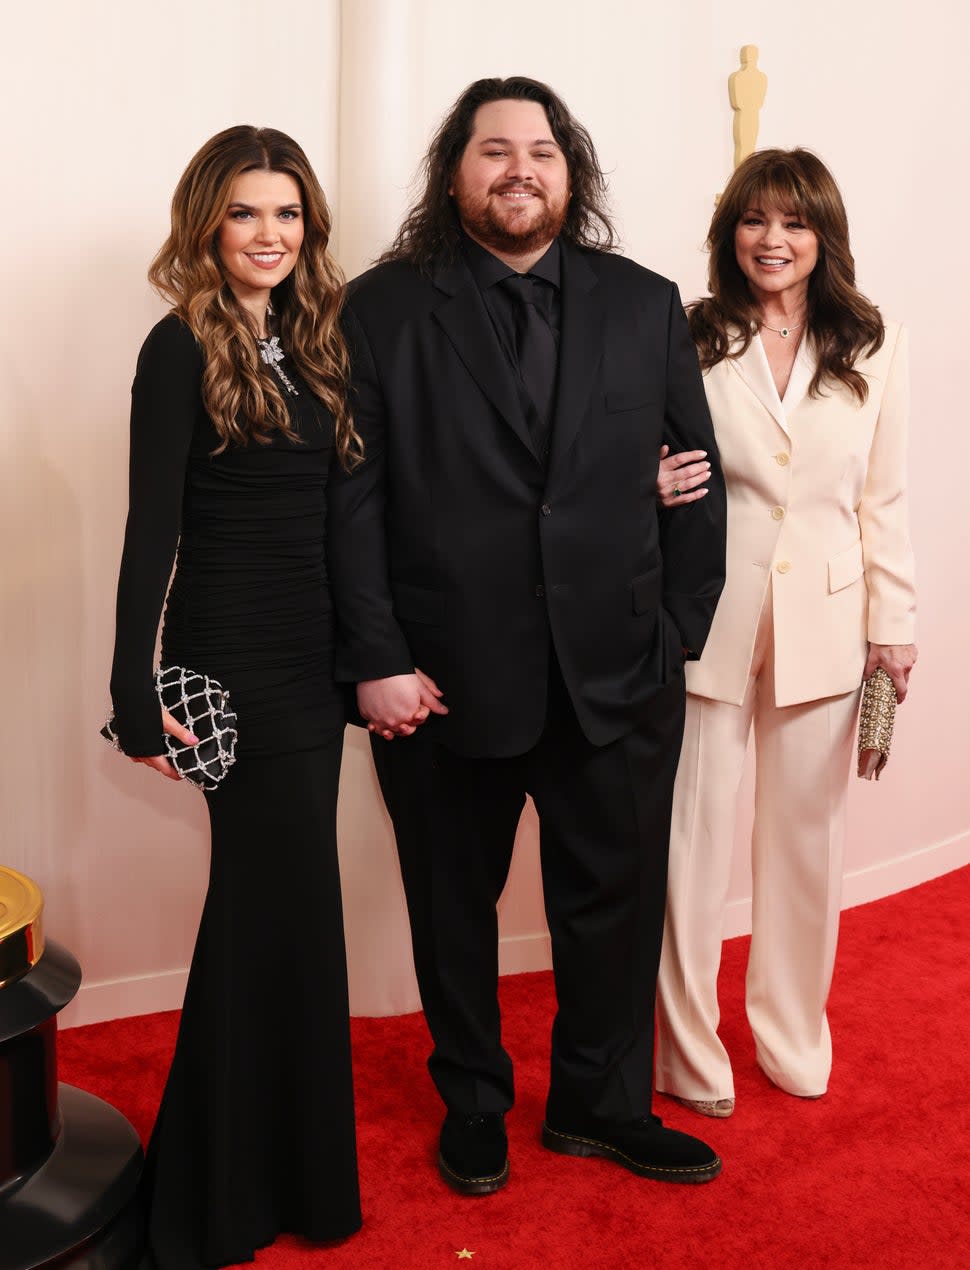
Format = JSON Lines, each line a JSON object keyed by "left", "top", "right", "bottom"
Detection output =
{"left": 108, "top": 126, "right": 362, "bottom": 1267}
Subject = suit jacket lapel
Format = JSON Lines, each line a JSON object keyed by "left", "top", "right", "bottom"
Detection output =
{"left": 549, "top": 243, "right": 603, "bottom": 476}
{"left": 431, "top": 258, "right": 538, "bottom": 461}
{"left": 727, "top": 331, "right": 790, "bottom": 439}
{"left": 782, "top": 335, "right": 817, "bottom": 417}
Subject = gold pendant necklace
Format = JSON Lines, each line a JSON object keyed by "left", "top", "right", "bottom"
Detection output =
{"left": 761, "top": 319, "right": 803, "bottom": 339}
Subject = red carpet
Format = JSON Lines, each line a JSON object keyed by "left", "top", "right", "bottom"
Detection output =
{"left": 60, "top": 866, "right": 970, "bottom": 1269}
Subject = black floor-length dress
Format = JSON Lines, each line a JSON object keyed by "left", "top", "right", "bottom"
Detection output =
{"left": 110, "top": 314, "right": 361, "bottom": 1267}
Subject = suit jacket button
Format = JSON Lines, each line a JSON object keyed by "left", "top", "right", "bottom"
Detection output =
{"left": 771, "top": 506, "right": 786, "bottom": 520}
{"left": 776, "top": 560, "right": 792, "bottom": 574}
{"left": 535, "top": 584, "right": 546, "bottom": 597}
{"left": 541, "top": 504, "right": 552, "bottom": 516}
{"left": 775, "top": 452, "right": 791, "bottom": 466}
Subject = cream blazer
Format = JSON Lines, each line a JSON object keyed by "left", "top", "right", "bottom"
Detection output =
{"left": 686, "top": 322, "right": 916, "bottom": 708}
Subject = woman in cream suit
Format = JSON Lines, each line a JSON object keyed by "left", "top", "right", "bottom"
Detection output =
{"left": 654, "top": 149, "right": 917, "bottom": 1116}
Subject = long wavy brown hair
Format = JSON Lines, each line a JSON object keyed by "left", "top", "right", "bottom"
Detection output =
{"left": 380, "top": 76, "right": 618, "bottom": 270}
{"left": 149, "top": 125, "right": 361, "bottom": 464}
{"left": 688, "top": 148, "right": 884, "bottom": 403}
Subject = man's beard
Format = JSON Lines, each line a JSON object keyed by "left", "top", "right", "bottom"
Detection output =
{"left": 455, "top": 183, "right": 569, "bottom": 255}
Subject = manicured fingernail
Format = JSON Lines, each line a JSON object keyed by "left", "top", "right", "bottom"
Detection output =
{"left": 188, "top": 734, "right": 200, "bottom": 744}
{"left": 700, "top": 451, "right": 708, "bottom": 457}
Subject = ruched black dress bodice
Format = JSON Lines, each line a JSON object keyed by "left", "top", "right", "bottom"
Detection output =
{"left": 110, "top": 314, "right": 343, "bottom": 757}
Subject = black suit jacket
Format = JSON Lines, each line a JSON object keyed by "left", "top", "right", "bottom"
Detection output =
{"left": 328, "top": 240, "right": 726, "bottom": 757}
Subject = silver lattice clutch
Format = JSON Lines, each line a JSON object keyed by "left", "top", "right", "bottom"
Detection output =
{"left": 857, "top": 667, "right": 897, "bottom": 781}
{"left": 102, "top": 666, "right": 238, "bottom": 791}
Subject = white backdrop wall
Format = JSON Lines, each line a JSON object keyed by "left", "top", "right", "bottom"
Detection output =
{"left": 2, "top": 0, "right": 967, "bottom": 1027}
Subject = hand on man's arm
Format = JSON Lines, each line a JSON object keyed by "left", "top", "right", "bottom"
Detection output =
{"left": 658, "top": 286, "right": 726, "bottom": 658}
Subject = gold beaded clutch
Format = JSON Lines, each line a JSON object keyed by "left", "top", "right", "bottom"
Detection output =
{"left": 857, "top": 667, "right": 897, "bottom": 780}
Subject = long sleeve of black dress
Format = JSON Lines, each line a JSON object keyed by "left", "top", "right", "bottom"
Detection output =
{"left": 109, "top": 317, "right": 202, "bottom": 756}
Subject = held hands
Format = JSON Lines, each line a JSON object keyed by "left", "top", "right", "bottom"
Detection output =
{"left": 656, "top": 445, "right": 711, "bottom": 507}
{"left": 130, "top": 708, "right": 199, "bottom": 780}
{"left": 358, "top": 668, "right": 449, "bottom": 741}
{"left": 864, "top": 643, "right": 918, "bottom": 703}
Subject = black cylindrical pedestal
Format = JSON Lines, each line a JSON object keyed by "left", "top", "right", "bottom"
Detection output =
{"left": 0, "top": 941, "right": 145, "bottom": 1270}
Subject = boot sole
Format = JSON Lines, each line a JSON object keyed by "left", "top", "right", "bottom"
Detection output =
{"left": 541, "top": 1123, "right": 721, "bottom": 1184}
{"left": 437, "top": 1151, "right": 510, "bottom": 1195}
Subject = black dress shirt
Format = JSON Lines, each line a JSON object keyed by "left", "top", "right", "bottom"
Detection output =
{"left": 461, "top": 233, "right": 561, "bottom": 460}
{"left": 462, "top": 232, "right": 561, "bottom": 349}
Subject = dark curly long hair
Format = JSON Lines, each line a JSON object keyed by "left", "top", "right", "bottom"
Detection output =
{"left": 150, "top": 125, "right": 361, "bottom": 465}
{"left": 380, "top": 76, "right": 618, "bottom": 270}
{"left": 688, "top": 148, "right": 884, "bottom": 403}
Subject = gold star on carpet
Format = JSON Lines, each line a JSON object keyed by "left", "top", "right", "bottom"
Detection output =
{"left": 456, "top": 1251, "right": 475, "bottom": 1261}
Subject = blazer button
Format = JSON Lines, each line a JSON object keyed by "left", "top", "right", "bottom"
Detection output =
{"left": 535, "top": 584, "right": 546, "bottom": 597}
{"left": 541, "top": 504, "right": 552, "bottom": 516}
{"left": 771, "top": 506, "right": 786, "bottom": 520}
{"left": 775, "top": 452, "right": 790, "bottom": 466}
{"left": 776, "top": 560, "right": 792, "bottom": 574}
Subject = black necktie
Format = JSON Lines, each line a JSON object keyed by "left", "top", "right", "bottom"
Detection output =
{"left": 500, "top": 274, "right": 558, "bottom": 456}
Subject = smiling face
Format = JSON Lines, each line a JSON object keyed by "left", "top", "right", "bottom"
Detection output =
{"left": 449, "top": 98, "right": 570, "bottom": 260}
{"left": 216, "top": 169, "right": 304, "bottom": 312}
{"left": 734, "top": 202, "right": 819, "bottom": 311}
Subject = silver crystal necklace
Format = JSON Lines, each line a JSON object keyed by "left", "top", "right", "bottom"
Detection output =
{"left": 257, "top": 304, "right": 299, "bottom": 397}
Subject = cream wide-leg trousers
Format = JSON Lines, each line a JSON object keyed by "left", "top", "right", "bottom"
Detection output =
{"left": 655, "top": 585, "right": 861, "bottom": 1100}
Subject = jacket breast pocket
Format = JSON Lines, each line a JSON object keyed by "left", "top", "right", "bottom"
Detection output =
{"left": 392, "top": 582, "right": 445, "bottom": 625}
{"left": 606, "top": 389, "right": 651, "bottom": 414}
{"left": 631, "top": 564, "right": 663, "bottom": 614}
{"left": 828, "top": 539, "right": 865, "bottom": 593}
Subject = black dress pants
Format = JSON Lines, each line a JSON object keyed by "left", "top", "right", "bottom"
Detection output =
{"left": 371, "top": 664, "right": 686, "bottom": 1125}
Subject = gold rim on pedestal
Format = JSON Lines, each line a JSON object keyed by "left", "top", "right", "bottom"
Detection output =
{"left": 0, "top": 865, "right": 46, "bottom": 989}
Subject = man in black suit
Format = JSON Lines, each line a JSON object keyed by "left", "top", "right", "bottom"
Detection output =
{"left": 329, "top": 76, "right": 726, "bottom": 1193}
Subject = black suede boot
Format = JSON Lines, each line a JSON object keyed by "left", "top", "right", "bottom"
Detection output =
{"left": 542, "top": 1111, "right": 721, "bottom": 1184}
{"left": 438, "top": 1113, "right": 510, "bottom": 1195}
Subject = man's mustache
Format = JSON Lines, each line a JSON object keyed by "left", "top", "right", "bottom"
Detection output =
{"left": 489, "top": 182, "right": 546, "bottom": 199}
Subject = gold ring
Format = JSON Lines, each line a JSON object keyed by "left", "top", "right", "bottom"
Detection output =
{"left": 673, "top": 486, "right": 682, "bottom": 497}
